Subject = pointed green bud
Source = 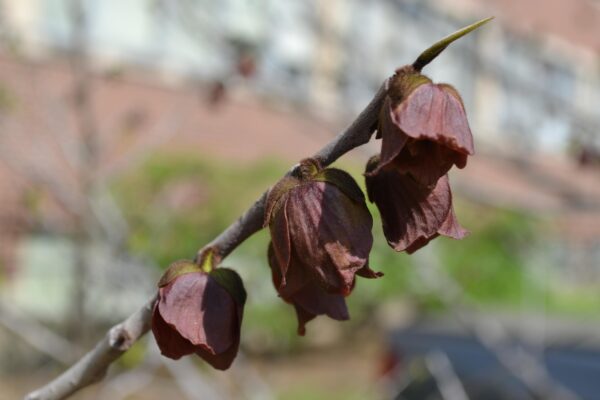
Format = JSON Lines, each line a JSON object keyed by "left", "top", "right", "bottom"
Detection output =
{"left": 198, "top": 247, "right": 218, "bottom": 273}
{"left": 412, "top": 17, "right": 493, "bottom": 71}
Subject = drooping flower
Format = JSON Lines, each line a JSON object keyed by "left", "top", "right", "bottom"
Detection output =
{"left": 373, "top": 17, "right": 492, "bottom": 186}
{"left": 377, "top": 73, "right": 473, "bottom": 186}
{"left": 365, "top": 19, "right": 491, "bottom": 252}
{"left": 268, "top": 242, "right": 349, "bottom": 335}
{"left": 152, "top": 259, "right": 246, "bottom": 370}
{"left": 265, "top": 158, "right": 380, "bottom": 300}
{"left": 365, "top": 156, "right": 467, "bottom": 254}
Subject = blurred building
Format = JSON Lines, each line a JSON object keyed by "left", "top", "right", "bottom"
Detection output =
{"left": 3, "top": 0, "right": 600, "bottom": 155}
{"left": 1, "top": 0, "right": 600, "bottom": 315}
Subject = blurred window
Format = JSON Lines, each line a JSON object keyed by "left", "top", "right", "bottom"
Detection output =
{"left": 543, "top": 61, "right": 575, "bottom": 104}
{"left": 499, "top": 35, "right": 575, "bottom": 153}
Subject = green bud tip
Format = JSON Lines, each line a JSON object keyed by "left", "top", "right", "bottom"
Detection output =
{"left": 412, "top": 16, "right": 494, "bottom": 71}
{"left": 199, "top": 248, "right": 216, "bottom": 273}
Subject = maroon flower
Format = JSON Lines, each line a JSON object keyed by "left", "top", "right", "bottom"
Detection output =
{"left": 265, "top": 158, "right": 380, "bottom": 298}
{"left": 152, "top": 260, "right": 246, "bottom": 370}
{"left": 373, "top": 18, "right": 492, "bottom": 186}
{"left": 365, "top": 156, "right": 467, "bottom": 254}
{"left": 364, "top": 19, "right": 491, "bottom": 252}
{"left": 268, "top": 243, "right": 349, "bottom": 335}
{"left": 375, "top": 67, "right": 473, "bottom": 186}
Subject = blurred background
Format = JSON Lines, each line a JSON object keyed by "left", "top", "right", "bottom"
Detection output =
{"left": 1, "top": 0, "right": 600, "bottom": 399}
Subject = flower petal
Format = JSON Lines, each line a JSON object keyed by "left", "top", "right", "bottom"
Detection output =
{"left": 365, "top": 168, "right": 451, "bottom": 252}
{"left": 438, "top": 202, "right": 469, "bottom": 240}
{"left": 157, "top": 259, "right": 202, "bottom": 288}
{"left": 292, "top": 305, "right": 316, "bottom": 336}
{"left": 158, "top": 272, "right": 235, "bottom": 355}
{"left": 377, "top": 97, "right": 409, "bottom": 171}
{"left": 209, "top": 268, "right": 247, "bottom": 306}
{"left": 264, "top": 176, "right": 300, "bottom": 227}
{"left": 195, "top": 338, "right": 239, "bottom": 370}
{"left": 269, "top": 197, "right": 292, "bottom": 286}
{"left": 286, "top": 182, "right": 373, "bottom": 294}
{"left": 356, "top": 263, "right": 384, "bottom": 278}
{"left": 292, "top": 282, "right": 349, "bottom": 322}
{"left": 314, "top": 167, "right": 366, "bottom": 204}
{"left": 195, "top": 299, "right": 243, "bottom": 371}
{"left": 379, "top": 82, "right": 474, "bottom": 186}
{"left": 269, "top": 242, "right": 350, "bottom": 336}
{"left": 403, "top": 185, "right": 468, "bottom": 254}
{"left": 268, "top": 242, "right": 309, "bottom": 298}
{"left": 392, "top": 83, "right": 473, "bottom": 155}
{"left": 391, "top": 139, "right": 467, "bottom": 186}
{"left": 151, "top": 302, "right": 196, "bottom": 360}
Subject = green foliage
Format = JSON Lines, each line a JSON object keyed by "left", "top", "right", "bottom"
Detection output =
{"left": 117, "top": 337, "right": 148, "bottom": 369}
{"left": 114, "top": 152, "right": 285, "bottom": 268}
{"left": 434, "top": 204, "right": 600, "bottom": 315}
{"left": 0, "top": 82, "right": 17, "bottom": 113}
{"left": 113, "top": 152, "right": 600, "bottom": 353}
{"left": 438, "top": 203, "right": 535, "bottom": 305}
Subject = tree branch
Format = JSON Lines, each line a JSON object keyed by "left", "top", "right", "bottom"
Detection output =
{"left": 25, "top": 295, "right": 157, "bottom": 400}
{"left": 25, "top": 82, "right": 388, "bottom": 400}
{"left": 0, "top": 303, "right": 81, "bottom": 365}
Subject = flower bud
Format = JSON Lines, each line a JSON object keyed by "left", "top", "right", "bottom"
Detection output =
{"left": 265, "top": 159, "right": 380, "bottom": 297}
{"left": 376, "top": 69, "right": 474, "bottom": 186}
{"left": 152, "top": 259, "right": 246, "bottom": 370}
{"left": 373, "top": 17, "right": 492, "bottom": 186}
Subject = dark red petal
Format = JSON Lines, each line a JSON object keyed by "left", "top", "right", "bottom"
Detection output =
{"left": 405, "top": 234, "right": 438, "bottom": 254}
{"left": 158, "top": 272, "right": 235, "bottom": 355}
{"left": 194, "top": 303, "right": 242, "bottom": 370}
{"left": 292, "top": 282, "right": 349, "bottom": 321}
{"left": 264, "top": 176, "right": 300, "bottom": 227}
{"left": 314, "top": 167, "right": 366, "bottom": 204}
{"left": 270, "top": 243, "right": 351, "bottom": 335}
{"left": 392, "top": 139, "right": 467, "bottom": 186}
{"left": 290, "top": 286, "right": 349, "bottom": 336}
{"left": 392, "top": 83, "right": 474, "bottom": 155}
{"left": 151, "top": 302, "right": 196, "bottom": 360}
{"left": 400, "top": 187, "right": 468, "bottom": 254}
{"left": 290, "top": 281, "right": 349, "bottom": 336}
{"left": 269, "top": 197, "right": 292, "bottom": 286}
{"left": 158, "top": 259, "right": 202, "bottom": 288}
{"left": 286, "top": 182, "right": 373, "bottom": 294}
{"left": 438, "top": 203, "right": 469, "bottom": 240}
{"left": 356, "top": 264, "right": 384, "bottom": 278}
{"left": 293, "top": 305, "right": 316, "bottom": 336}
{"left": 403, "top": 207, "right": 468, "bottom": 254}
{"left": 209, "top": 268, "right": 247, "bottom": 306}
{"left": 365, "top": 169, "right": 451, "bottom": 252}
{"left": 195, "top": 343, "right": 238, "bottom": 370}
{"left": 267, "top": 242, "right": 309, "bottom": 298}
{"left": 377, "top": 97, "right": 409, "bottom": 171}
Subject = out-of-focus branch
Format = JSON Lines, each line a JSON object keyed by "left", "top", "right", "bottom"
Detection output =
{"left": 413, "top": 248, "right": 579, "bottom": 400}
{"left": 25, "top": 294, "right": 157, "bottom": 400}
{"left": 424, "top": 351, "right": 468, "bottom": 400}
{"left": 161, "top": 356, "right": 226, "bottom": 400}
{"left": 0, "top": 302, "right": 81, "bottom": 365}
{"left": 24, "top": 79, "right": 387, "bottom": 400}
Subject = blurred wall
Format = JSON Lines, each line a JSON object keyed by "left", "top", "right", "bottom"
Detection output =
{"left": 2, "top": 0, "right": 599, "bottom": 156}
